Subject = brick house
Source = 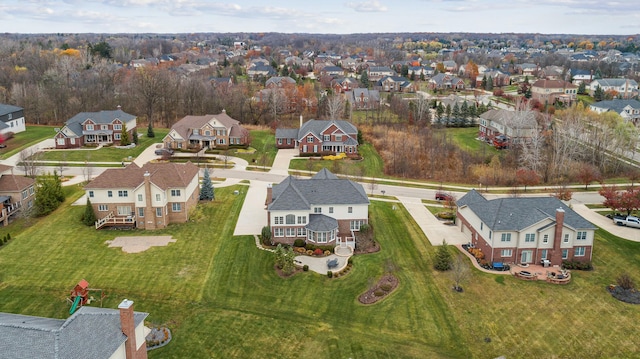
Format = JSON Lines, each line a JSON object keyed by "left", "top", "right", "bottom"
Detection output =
{"left": 162, "top": 110, "right": 249, "bottom": 150}
{"left": 478, "top": 109, "right": 538, "bottom": 146}
{"left": 54, "top": 107, "right": 137, "bottom": 149}
{"left": 266, "top": 168, "right": 369, "bottom": 248}
{"left": 0, "top": 299, "right": 149, "bottom": 359}
{"left": 85, "top": 162, "right": 200, "bottom": 230}
{"left": 456, "top": 190, "right": 596, "bottom": 267}
{"left": 0, "top": 164, "right": 35, "bottom": 226}
{"left": 275, "top": 118, "right": 359, "bottom": 156}
{"left": 531, "top": 80, "right": 577, "bottom": 105}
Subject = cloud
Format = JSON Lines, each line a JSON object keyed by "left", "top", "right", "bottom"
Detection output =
{"left": 346, "top": 0, "right": 388, "bottom": 13}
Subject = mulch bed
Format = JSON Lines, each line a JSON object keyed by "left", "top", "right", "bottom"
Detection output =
{"left": 608, "top": 285, "right": 640, "bottom": 304}
{"left": 274, "top": 264, "right": 301, "bottom": 278}
{"left": 358, "top": 274, "right": 399, "bottom": 305}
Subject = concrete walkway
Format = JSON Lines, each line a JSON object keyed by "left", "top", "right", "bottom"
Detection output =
{"left": 397, "top": 196, "right": 467, "bottom": 246}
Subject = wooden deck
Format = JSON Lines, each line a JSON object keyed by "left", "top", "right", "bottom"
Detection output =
{"left": 95, "top": 212, "right": 136, "bottom": 229}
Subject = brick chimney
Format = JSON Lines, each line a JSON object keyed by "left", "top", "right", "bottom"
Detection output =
{"left": 119, "top": 299, "right": 147, "bottom": 359}
{"left": 549, "top": 208, "right": 565, "bottom": 265}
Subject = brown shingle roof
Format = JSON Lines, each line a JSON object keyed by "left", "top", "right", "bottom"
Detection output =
{"left": 532, "top": 80, "right": 576, "bottom": 89}
{"left": 170, "top": 112, "right": 242, "bottom": 140}
{"left": 0, "top": 174, "right": 35, "bottom": 192}
{"left": 84, "top": 162, "right": 199, "bottom": 190}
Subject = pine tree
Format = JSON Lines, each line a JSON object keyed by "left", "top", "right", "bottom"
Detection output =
{"left": 360, "top": 70, "right": 370, "bottom": 89}
{"left": 434, "top": 239, "right": 453, "bottom": 271}
{"left": 452, "top": 103, "right": 461, "bottom": 127}
{"left": 34, "top": 171, "right": 65, "bottom": 217}
{"left": 594, "top": 85, "right": 605, "bottom": 101}
{"left": 200, "top": 168, "right": 214, "bottom": 200}
{"left": 83, "top": 198, "right": 97, "bottom": 226}
{"left": 132, "top": 128, "right": 139, "bottom": 145}
{"left": 120, "top": 123, "right": 130, "bottom": 146}
{"left": 147, "top": 121, "right": 155, "bottom": 138}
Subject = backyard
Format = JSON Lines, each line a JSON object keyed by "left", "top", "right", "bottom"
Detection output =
{"left": 0, "top": 184, "right": 639, "bottom": 358}
{"left": 0, "top": 125, "right": 57, "bottom": 159}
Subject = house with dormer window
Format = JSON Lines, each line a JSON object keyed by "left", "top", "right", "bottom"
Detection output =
{"left": 275, "top": 118, "right": 359, "bottom": 156}
{"left": 162, "top": 110, "right": 249, "bottom": 150}
{"left": 266, "top": 168, "right": 369, "bottom": 248}
{"left": 54, "top": 106, "right": 136, "bottom": 149}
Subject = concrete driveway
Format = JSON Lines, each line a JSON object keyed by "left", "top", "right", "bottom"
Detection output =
{"left": 397, "top": 196, "right": 468, "bottom": 246}
{"left": 233, "top": 180, "right": 270, "bottom": 236}
{"left": 572, "top": 204, "right": 640, "bottom": 242}
{"left": 270, "top": 148, "right": 297, "bottom": 175}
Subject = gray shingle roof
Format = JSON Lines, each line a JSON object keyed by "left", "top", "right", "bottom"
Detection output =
{"left": 307, "top": 214, "right": 338, "bottom": 231}
{"left": 0, "top": 103, "right": 23, "bottom": 116}
{"left": 298, "top": 120, "right": 357, "bottom": 141}
{"left": 268, "top": 169, "right": 369, "bottom": 211}
{"left": 0, "top": 306, "right": 148, "bottom": 359}
{"left": 457, "top": 189, "right": 595, "bottom": 231}
{"left": 590, "top": 99, "right": 640, "bottom": 113}
{"left": 275, "top": 128, "right": 299, "bottom": 139}
{"left": 62, "top": 109, "right": 136, "bottom": 137}
{"left": 592, "top": 78, "right": 638, "bottom": 87}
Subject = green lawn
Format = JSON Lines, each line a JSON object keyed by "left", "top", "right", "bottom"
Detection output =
{"left": 39, "top": 129, "right": 169, "bottom": 162}
{"left": 288, "top": 143, "right": 385, "bottom": 178}
{"left": 0, "top": 125, "right": 58, "bottom": 159}
{"left": 1, "top": 186, "right": 639, "bottom": 358}
{"left": 446, "top": 127, "right": 500, "bottom": 157}
{"left": 230, "top": 129, "right": 277, "bottom": 167}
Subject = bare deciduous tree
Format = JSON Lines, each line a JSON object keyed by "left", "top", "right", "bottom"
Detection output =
{"left": 325, "top": 95, "right": 345, "bottom": 120}
{"left": 19, "top": 148, "right": 42, "bottom": 178}
{"left": 450, "top": 254, "right": 471, "bottom": 292}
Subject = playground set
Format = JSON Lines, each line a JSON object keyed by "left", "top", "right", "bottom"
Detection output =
{"left": 67, "top": 279, "right": 107, "bottom": 315}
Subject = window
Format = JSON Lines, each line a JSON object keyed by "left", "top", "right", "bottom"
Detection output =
{"left": 286, "top": 214, "right": 295, "bottom": 224}
{"left": 57, "top": 138, "right": 65, "bottom": 146}
{"left": 205, "top": 130, "right": 211, "bottom": 136}
{"left": 562, "top": 249, "right": 569, "bottom": 259}
{"left": 29, "top": 187, "right": 35, "bottom": 195}
{"left": 297, "top": 227, "right": 306, "bottom": 236}
{"left": 278, "top": 138, "right": 283, "bottom": 145}
{"left": 193, "top": 129, "right": 199, "bottom": 135}
{"left": 101, "top": 125, "right": 108, "bottom": 130}
{"left": 114, "top": 133, "right": 121, "bottom": 140}
{"left": 297, "top": 216, "right": 307, "bottom": 224}
{"left": 218, "top": 138, "right": 225, "bottom": 144}
{"left": 307, "top": 136, "right": 314, "bottom": 143}
{"left": 138, "top": 208, "right": 144, "bottom": 217}
{"left": 329, "top": 207, "right": 333, "bottom": 214}
{"left": 286, "top": 228, "right": 296, "bottom": 237}
{"left": 274, "top": 228, "right": 284, "bottom": 237}
{"left": 324, "top": 135, "right": 330, "bottom": 141}
{"left": 98, "top": 204, "right": 108, "bottom": 211}
{"left": 156, "top": 208, "right": 162, "bottom": 217}
{"left": 117, "top": 206, "right": 131, "bottom": 216}
{"left": 108, "top": 191, "right": 113, "bottom": 198}
{"left": 525, "top": 234, "right": 535, "bottom": 243}
{"left": 574, "top": 246, "right": 586, "bottom": 257}
{"left": 156, "top": 194, "right": 161, "bottom": 202}
{"left": 137, "top": 194, "right": 143, "bottom": 202}
{"left": 172, "top": 203, "right": 182, "bottom": 212}
{"left": 541, "top": 249, "right": 548, "bottom": 260}
{"left": 113, "top": 124, "right": 122, "bottom": 130}
{"left": 118, "top": 190, "right": 128, "bottom": 197}
{"left": 563, "top": 234, "right": 570, "bottom": 243}
{"left": 274, "top": 216, "right": 284, "bottom": 225}
{"left": 501, "top": 233, "right": 511, "bottom": 242}
{"left": 577, "top": 231, "right": 587, "bottom": 240}
{"left": 89, "top": 191, "right": 94, "bottom": 198}
{"left": 171, "top": 189, "right": 181, "bottom": 196}
{"left": 480, "top": 222, "right": 483, "bottom": 230}
{"left": 543, "top": 234, "right": 549, "bottom": 244}
{"left": 350, "top": 220, "right": 364, "bottom": 231}
{"left": 314, "top": 207, "right": 322, "bottom": 214}
{"left": 348, "top": 206, "right": 353, "bottom": 214}
{"left": 335, "top": 135, "right": 342, "bottom": 141}
{"left": 70, "top": 138, "right": 75, "bottom": 145}
{"left": 86, "top": 124, "right": 94, "bottom": 131}
{"left": 501, "top": 249, "right": 512, "bottom": 257}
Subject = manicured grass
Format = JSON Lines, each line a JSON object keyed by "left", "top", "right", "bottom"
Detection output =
{"left": 288, "top": 143, "right": 385, "bottom": 178}
{"left": 1, "top": 185, "right": 639, "bottom": 358}
{"left": 39, "top": 129, "right": 169, "bottom": 163}
{"left": 446, "top": 127, "right": 500, "bottom": 157}
{"left": 230, "top": 129, "right": 277, "bottom": 167}
{"left": 0, "top": 125, "right": 58, "bottom": 159}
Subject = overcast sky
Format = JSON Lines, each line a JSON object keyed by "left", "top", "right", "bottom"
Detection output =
{"left": 2, "top": 0, "right": 639, "bottom": 35}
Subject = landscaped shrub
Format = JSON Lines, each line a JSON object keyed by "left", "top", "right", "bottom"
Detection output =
{"left": 437, "top": 212, "right": 456, "bottom": 220}
{"left": 305, "top": 243, "right": 316, "bottom": 251}
{"left": 306, "top": 249, "right": 314, "bottom": 256}
{"left": 261, "top": 226, "right": 272, "bottom": 245}
{"left": 327, "top": 271, "right": 333, "bottom": 278}
{"left": 380, "top": 283, "right": 392, "bottom": 292}
{"left": 314, "top": 248, "right": 323, "bottom": 256}
{"left": 303, "top": 265, "right": 309, "bottom": 272}
{"left": 374, "top": 289, "right": 385, "bottom": 297}
{"left": 562, "top": 260, "right": 593, "bottom": 271}
{"left": 295, "top": 247, "right": 306, "bottom": 253}
{"left": 293, "top": 239, "right": 305, "bottom": 247}
{"left": 616, "top": 273, "right": 636, "bottom": 290}
{"left": 324, "top": 250, "right": 331, "bottom": 256}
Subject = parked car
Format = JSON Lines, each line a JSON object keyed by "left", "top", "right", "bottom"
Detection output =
{"left": 612, "top": 215, "right": 640, "bottom": 229}
{"left": 0, "top": 144, "right": 6, "bottom": 148}
{"left": 155, "top": 148, "right": 174, "bottom": 156}
{"left": 435, "top": 191, "right": 454, "bottom": 201}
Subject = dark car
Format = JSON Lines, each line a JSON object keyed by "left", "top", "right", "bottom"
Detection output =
{"left": 155, "top": 148, "right": 174, "bottom": 156}
{"left": 435, "top": 192, "right": 454, "bottom": 201}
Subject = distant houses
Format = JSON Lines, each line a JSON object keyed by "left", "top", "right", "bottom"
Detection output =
{"left": 54, "top": 106, "right": 137, "bottom": 149}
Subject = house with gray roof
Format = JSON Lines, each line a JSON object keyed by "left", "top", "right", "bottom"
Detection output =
{"left": 589, "top": 99, "right": 640, "bottom": 125}
{"left": 266, "top": 168, "right": 369, "bottom": 248}
{"left": 0, "top": 299, "right": 149, "bottom": 359}
{"left": 456, "top": 190, "right": 596, "bottom": 267}
{"left": 376, "top": 76, "right": 415, "bottom": 93}
{"left": 344, "top": 88, "right": 380, "bottom": 110}
{"left": 54, "top": 106, "right": 137, "bottom": 149}
{"left": 162, "top": 110, "right": 249, "bottom": 150}
{"left": 275, "top": 118, "right": 359, "bottom": 157}
{"left": 478, "top": 108, "right": 538, "bottom": 146}
{"left": 0, "top": 103, "right": 26, "bottom": 136}
{"left": 589, "top": 78, "right": 638, "bottom": 99}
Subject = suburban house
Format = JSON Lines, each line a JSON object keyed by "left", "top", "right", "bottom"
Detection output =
{"left": 570, "top": 68, "right": 593, "bottom": 84}
{"left": 266, "top": 168, "right": 369, "bottom": 248}
{"left": 54, "top": 107, "right": 137, "bottom": 149}
{"left": 478, "top": 109, "right": 538, "bottom": 145}
{"left": 0, "top": 164, "right": 35, "bottom": 226}
{"left": 515, "top": 63, "right": 538, "bottom": 76}
{"left": 589, "top": 78, "right": 639, "bottom": 99}
{"left": 344, "top": 88, "right": 381, "bottom": 110}
{"left": 162, "top": 111, "right": 249, "bottom": 150}
{"left": 0, "top": 103, "right": 27, "bottom": 137}
{"left": 265, "top": 76, "right": 296, "bottom": 88}
{"left": 0, "top": 299, "right": 149, "bottom": 359}
{"left": 531, "top": 79, "right": 577, "bottom": 105}
{"left": 85, "top": 162, "right": 200, "bottom": 230}
{"left": 589, "top": 99, "right": 640, "bottom": 125}
{"left": 331, "top": 77, "right": 359, "bottom": 93}
{"left": 376, "top": 76, "right": 415, "bottom": 92}
{"left": 476, "top": 69, "right": 510, "bottom": 88}
{"left": 428, "top": 73, "right": 465, "bottom": 91}
{"left": 367, "top": 66, "right": 396, "bottom": 80}
{"left": 457, "top": 190, "right": 596, "bottom": 267}
{"left": 275, "top": 118, "right": 359, "bottom": 156}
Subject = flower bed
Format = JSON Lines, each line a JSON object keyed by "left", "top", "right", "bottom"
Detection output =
{"left": 357, "top": 274, "right": 399, "bottom": 305}
{"left": 146, "top": 326, "right": 172, "bottom": 350}
{"left": 608, "top": 285, "right": 640, "bottom": 304}
{"left": 462, "top": 244, "right": 510, "bottom": 272}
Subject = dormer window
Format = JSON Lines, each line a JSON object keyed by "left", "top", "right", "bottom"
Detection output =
{"left": 86, "top": 124, "right": 94, "bottom": 131}
{"left": 307, "top": 136, "right": 314, "bottom": 143}
{"left": 193, "top": 129, "right": 199, "bottom": 135}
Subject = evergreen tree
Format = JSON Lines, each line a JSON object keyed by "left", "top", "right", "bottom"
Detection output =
{"left": 200, "top": 168, "right": 215, "bottom": 200}
{"left": 360, "top": 70, "right": 370, "bottom": 89}
{"left": 578, "top": 82, "right": 586, "bottom": 95}
{"left": 445, "top": 104, "right": 452, "bottom": 126}
{"left": 281, "top": 247, "right": 296, "bottom": 275}
{"left": 436, "top": 102, "right": 445, "bottom": 125}
{"left": 485, "top": 76, "right": 494, "bottom": 91}
{"left": 452, "top": 103, "right": 461, "bottom": 127}
{"left": 419, "top": 71, "right": 425, "bottom": 81}
{"left": 34, "top": 171, "right": 65, "bottom": 217}
{"left": 120, "top": 123, "right": 130, "bottom": 146}
{"left": 481, "top": 75, "right": 487, "bottom": 90}
{"left": 83, "top": 197, "right": 96, "bottom": 226}
{"left": 132, "top": 128, "right": 139, "bottom": 145}
{"left": 460, "top": 101, "right": 470, "bottom": 127}
{"left": 401, "top": 64, "right": 409, "bottom": 77}
{"left": 594, "top": 85, "right": 605, "bottom": 101}
{"left": 434, "top": 239, "right": 453, "bottom": 271}
{"left": 147, "top": 121, "right": 155, "bottom": 138}
{"left": 274, "top": 244, "right": 285, "bottom": 269}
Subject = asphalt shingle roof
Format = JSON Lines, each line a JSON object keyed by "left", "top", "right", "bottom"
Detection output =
{"left": 590, "top": 99, "right": 640, "bottom": 113}
{"left": 63, "top": 109, "right": 136, "bottom": 137}
{"left": 84, "top": 162, "right": 199, "bottom": 191}
{"left": 0, "top": 103, "right": 23, "bottom": 117}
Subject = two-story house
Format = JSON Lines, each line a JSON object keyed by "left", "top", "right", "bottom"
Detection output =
{"left": 589, "top": 78, "right": 639, "bottom": 99}
{"left": 162, "top": 110, "right": 249, "bottom": 150}
{"left": 344, "top": 88, "right": 381, "bottom": 110}
{"left": 590, "top": 99, "right": 640, "bottom": 125}
{"left": 428, "top": 73, "right": 465, "bottom": 91}
{"left": 0, "top": 103, "right": 26, "bottom": 137}
{"left": 367, "top": 66, "right": 396, "bottom": 81}
{"left": 457, "top": 190, "right": 596, "bottom": 267}
{"left": 0, "top": 164, "right": 35, "bottom": 226}
{"left": 266, "top": 168, "right": 369, "bottom": 248}
{"left": 531, "top": 80, "right": 577, "bottom": 105}
{"left": 275, "top": 118, "right": 359, "bottom": 156}
{"left": 85, "top": 162, "right": 200, "bottom": 230}
{"left": 478, "top": 109, "right": 538, "bottom": 145}
{"left": 376, "top": 76, "right": 415, "bottom": 92}
{"left": 54, "top": 106, "right": 137, "bottom": 149}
